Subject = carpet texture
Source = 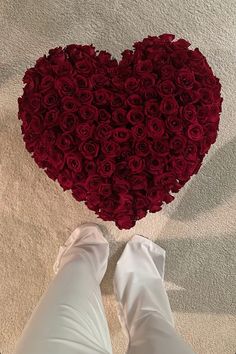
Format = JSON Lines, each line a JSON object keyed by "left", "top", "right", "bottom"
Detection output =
{"left": 0, "top": 1, "right": 236, "bottom": 353}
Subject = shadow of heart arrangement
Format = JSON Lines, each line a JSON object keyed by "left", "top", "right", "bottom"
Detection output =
{"left": 18, "top": 34, "right": 222, "bottom": 229}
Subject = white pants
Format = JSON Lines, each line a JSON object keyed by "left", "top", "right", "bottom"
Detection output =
{"left": 14, "top": 223, "right": 195, "bottom": 354}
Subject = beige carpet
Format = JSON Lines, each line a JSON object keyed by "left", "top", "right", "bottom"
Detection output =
{"left": 0, "top": 0, "right": 236, "bottom": 353}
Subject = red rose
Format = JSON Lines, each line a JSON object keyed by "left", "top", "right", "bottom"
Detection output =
{"left": 55, "top": 76, "right": 76, "bottom": 97}
{"left": 160, "top": 96, "right": 179, "bottom": 115}
{"left": 170, "top": 135, "right": 187, "bottom": 154}
{"left": 97, "top": 209, "right": 114, "bottom": 222}
{"left": 80, "top": 140, "right": 99, "bottom": 159}
{"left": 208, "top": 104, "right": 220, "bottom": 123}
{"left": 115, "top": 214, "right": 135, "bottom": 230}
{"left": 110, "top": 94, "right": 125, "bottom": 109}
{"left": 60, "top": 112, "right": 77, "bottom": 132}
{"left": 56, "top": 133, "right": 74, "bottom": 151}
{"left": 184, "top": 142, "right": 198, "bottom": 161}
{"left": 159, "top": 33, "right": 175, "bottom": 42}
{"left": 75, "top": 59, "right": 93, "bottom": 76}
{"left": 152, "top": 47, "right": 169, "bottom": 65}
{"left": 72, "top": 185, "right": 87, "bottom": 201}
{"left": 94, "top": 89, "right": 110, "bottom": 106}
{"left": 121, "top": 49, "right": 133, "bottom": 65}
{"left": 40, "top": 75, "right": 54, "bottom": 91}
{"left": 101, "top": 140, "right": 120, "bottom": 157}
{"left": 160, "top": 172, "right": 176, "bottom": 191}
{"left": 97, "top": 50, "right": 112, "bottom": 64}
{"left": 42, "top": 91, "right": 59, "bottom": 109}
{"left": 79, "top": 105, "right": 98, "bottom": 121}
{"left": 150, "top": 138, "right": 169, "bottom": 156}
{"left": 173, "top": 38, "right": 191, "bottom": 49}
{"left": 98, "top": 183, "right": 112, "bottom": 197}
{"left": 113, "top": 127, "right": 130, "bottom": 143}
{"left": 135, "top": 140, "right": 149, "bottom": 157}
{"left": 76, "top": 122, "right": 94, "bottom": 141}
{"left": 76, "top": 89, "right": 93, "bottom": 104}
{"left": 128, "top": 156, "right": 145, "bottom": 174}
{"left": 140, "top": 73, "right": 156, "bottom": 88}
{"left": 23, "top": 68, "right": 40, "bottom": 91}
{"left": 85, "top": 160, "right": 97, "bottom": 174}
{"left": 127, "top": 108, "right": 145, "bottom": 125}
{"left": 29, "top": 93, "right": 41, "bottom": 111}
{"left": 140, "top": 88, "right": 157, "bottom": 100}
{"left": 57, "top": 168, "right": 73, "bottom": 190}
{"left": 66, "top": 152, "right": 83, "bottom": 173}
{"left": 62, "top": 96, "right": 79, "bottom": 112}
{"left": 98, "top": 158, "right": 115, "bottom": 177}
{"left": 73, "top": 170, "right": 87, "bottom": 186}
{"left": 85, "top": 192, "right": 100, "bottom": 211}
{"left": 98, "top": 109, "right": 111, "bottom": 122}
{"left": 147, "top": 188, "right": 163, "bottom": 212}
{"left": 35, "top": 56, "right": 52, "bottom": 75}
{"left": 134, "top": 192, "right": 148, "bottom": 214}
{"left": 200, "top": 136, "right": 212, "bottom": 155}
{"left": 131, "top": 124, "right": 147, "bottom": 140}
{"left": 147, "top": 156, "right": 164, "bottom": 174}
{"left": 198, "top": 88, "right": 213, "bottom": 104}
{"left": 166, "top": 115, "right": 182, "bottom": 133}
{"left": 127, "top": 94, "right": 143, "bottom": 107}
{"left": 33, "top": 143, "right": 48, "bottom": 166}
{"left": 101, "top": 196, "right": 118, "bottom": 213}
{"left": 48, "top": 47, "right": 66, "bottom": 65}
{"left": 91, "top": 73, "right": 109, "bottom": 89}
{"left": 41, "top": 129, "right": 56, "bottom": 150}
{"left": 124, "top": 77, "right": 140, "bottom": 93}
{"left": 163, "top": 192, "right": 175, "bottom": 204}
{"left": 75, "top": 75, "right": 90, "bottom": 89}
{"left": 171, "top": 49, "right": 188, "bottom": 68}
{"left": 176, "top": 68, "right": 195, "bottom": 89}
{"left": 157, "top": 80, "right": 176, "bottom": 96}
{"left": 112, "top": 109, "right": 127, "bottom": 126}
{"left": 135, "top": 59, "right": 153, "bottom": 74}
{"left": 188, "top": 124, "right": 204, "bottom": 141}
{"left": 144, "top": 99, "right": 160, "bottom": 118}
{"left": 86, "top": 175, "right": 102, "bottom": 192}
{"left": 120, "top": 143, "right": 132, "bottom": 160}
{"left": 44, "top": 109, "right": 59, "bottom": 127}
{"left": 197, "top": 105, "right": 209, "bottom": 124}
{"left": 160, "top": 64, "right": 175, "bottom": 80}
{"left": 171, "top": 157, "right": 188, "bottom": 179}
{"left": 112, "top": 76, "right": 124, "bottom": 90}
{"left": 131, "top": 174, "right": 148, "bottom": 190}
{"left": 113, "top": 175, "right": 130, "bottom": 192}
{"left": 26, "top": 115, "right": 42, "bottom": 134}
{"left": 48, "top": 147, "right": 65, "bottom": 172}
{"left": 181, "top": 103, "right": 197, "bottom": 123}
{"left": 96, "top": 122, "right": 112, "bottom": 140}
{"left": 204, "top": 122, "right": 218, "bottom": 143}
{"left": 179, "top": 89, "right": 199, "bottom": 105}
{"left": 147, "top": 118, "right": 165, "bottom": 138}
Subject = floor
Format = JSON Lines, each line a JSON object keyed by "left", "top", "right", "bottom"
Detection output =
{"left": 0, "top": 0, "right": 236, "bottom": 353}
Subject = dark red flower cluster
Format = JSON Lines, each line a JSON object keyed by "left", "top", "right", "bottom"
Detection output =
{"left": 18, "top": 34, "right": 222, "bottom": 229}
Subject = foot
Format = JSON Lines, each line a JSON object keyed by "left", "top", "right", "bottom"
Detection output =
{"left": 53, "top": 223, "right": 109, "bottom": 283}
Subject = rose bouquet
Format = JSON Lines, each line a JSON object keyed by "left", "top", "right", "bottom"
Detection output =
{"left": 18, "top": 34, "right": 222, "bottom": 229}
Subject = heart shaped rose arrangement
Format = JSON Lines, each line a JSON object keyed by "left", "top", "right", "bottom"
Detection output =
{"left": 18, "top": 34, "right": 222, "bottom": 229}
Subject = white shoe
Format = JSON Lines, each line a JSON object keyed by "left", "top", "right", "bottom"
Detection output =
{"left": 53, "top": 223, "right": 109, "bottom": 283}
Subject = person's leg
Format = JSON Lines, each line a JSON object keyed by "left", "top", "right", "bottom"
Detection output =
{"left": 114, "top": 235, "right": 195, "bottom": 354}
{"left": 14, "top": 223, "right": 113, "bottom": 354}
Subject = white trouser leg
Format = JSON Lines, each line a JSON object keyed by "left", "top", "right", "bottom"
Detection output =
{"left": 114, "top": 235, "right": 195, "bottom": 354}
{"left": 14, "top": 223, "right": 113, "bottom": 354}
